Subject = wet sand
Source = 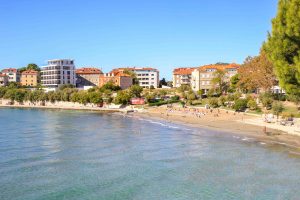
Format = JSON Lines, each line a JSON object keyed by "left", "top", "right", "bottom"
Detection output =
{"left": 136, "top": 106, "right": 300, "bottom": 150}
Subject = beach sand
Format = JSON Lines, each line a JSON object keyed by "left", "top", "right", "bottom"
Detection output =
{"left": 136, "top": 106, "right": 300, "bottom": 149}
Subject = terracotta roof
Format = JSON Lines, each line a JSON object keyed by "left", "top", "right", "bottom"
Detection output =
{"left": 76, "top": 67, "right": 103, "bottom": 74}
{"left": 2, "top": 68, "right": 17, "bottom": 73}
{"left": 21, "top": 70, "right": 38, "bottom": 75}
{"left": 173, "top": 68, "right": 197, "bottom": 75}
{"left": 0, "top": 73, "right": 8, "bottom": 77}
{"left": 111, "top": 67, "right": 158, "bottom": 72}
{"left": 199, "top": 63, "right": 240, "bottom": 72}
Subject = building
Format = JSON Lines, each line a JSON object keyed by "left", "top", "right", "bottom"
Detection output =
{"left": 191, "top": 63, "right": 240, "bottom": 93}
{"left": 172, "top": 68, "right": 197, "bottom": 88}
{"left": 20, "top": 70, "right": 39, "bottom": 87}
{"left": 0, "top": 73, "right": 8, "bottom": 87}
{"left": 41, "top": 59, "right": 76, "bottom": 88}
{"left": 111, "top": 67, "right": 159, "bottom": 88}
{"left": 99, "top": 71, "right": 132, "bottom": 90}
{"left": 1, "top": 68, "right": 20, "bottom": 83}
{"left": 76, "top": 67, "right": 103, "bottom": 87}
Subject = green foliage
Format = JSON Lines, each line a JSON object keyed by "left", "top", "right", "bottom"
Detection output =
{"left": 259, "top": 92, "right": 274, "bottom": 109}
{"left": 159, "top": 78, "right": 167, "bottom": 87}
{"left": 177, "top": 84, "right": 192, "bottom": 93}
{"left": 264, "top": 0, "right": 300, "bottom": 96}
{"left": 218, "top": 96, "right": 227, "bottom": 106}
{"left": 272, "top": 101, "right": 284, "bottom": 118}
{"left": 247, "top": 99, "right": 258, "bottom": 110}
{"left": 88, "top": 92, "right": 103, "bottom": 104}
{"left": 59, "top": 84, "right": 75, "bottom": 90}
{"left": 208, "top": 97, "right": 219, "bottom": 108}
{"left": 171, "top": 95, "right": 180, "bottom": 101}
{"left": 148, "top": 100, "right": 180, "bottom": 107}
{"left": 229, "top": 74, "right": 240, "bottom": 92}
{"left": 129, "top": 85, "right": 143, "bottom": 98}
{"left": 234, "top": 99, "right": 248, "bottom": 111}
{"left": 211, "top": 69, "right": 228, "bottom": 94}
{"left": 99, "top": 82, "right": 121, "bottom": 92}
{"left": 187, "top": 92, "right": 197, "bottom": 101}
{"left": 114, "top": 91, "right": 131, "bottom": 105}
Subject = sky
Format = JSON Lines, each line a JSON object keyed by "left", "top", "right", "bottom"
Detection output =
{"left": 0, "top": 0, "right": 278, "bottom": 80}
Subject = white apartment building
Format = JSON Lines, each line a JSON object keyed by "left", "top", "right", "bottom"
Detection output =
{"left": 134, "top": 68, "right": 159, "bottom": 88}
{"left": 111, "top": 67, "right": 159, "bottom": 88}
{"left": 41, "top": 59, "right": 76, "bottom": 88}
{"left": 1, "top": 68, "right": 20, "bottom": 83}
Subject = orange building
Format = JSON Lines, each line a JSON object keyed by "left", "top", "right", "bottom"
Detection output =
{"left": 20, "top": 70, "right": 39, "bottom": 87}
{"left": 99, "top": 71, "right": 132, "bottom": 90}
{"left": 76, "top": 67, "right": 103, "bottom": 87}
{"left": 172, "top": 67, "right": 197, "bottom": 88}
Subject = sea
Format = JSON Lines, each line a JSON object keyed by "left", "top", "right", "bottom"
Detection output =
{"left": 0, "top": 108, "right": 300, "bottom": 200}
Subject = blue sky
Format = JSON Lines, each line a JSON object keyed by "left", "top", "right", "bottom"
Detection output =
{"left": 0, "top": 0, "right": 277, "bottom": 80}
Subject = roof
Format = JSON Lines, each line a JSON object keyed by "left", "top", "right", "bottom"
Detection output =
{"left": 173, "top": 68, "right": 197, "bottom": 75}
{"left": 2, "top": 68, "right": 17, "bottom": 73}
{"left": 101, "top": 72, "right": 131, "bottom": 77}
{"left": 199, "top": 63, "right": 240, "bottom": 72}
{"left": 111, "top": 67, "right": 159, "bottom": 73}
{"left": 0, "top": 73, "right": 8, "bottom": 77}
{"left": 21, "top": 70, "right": 38, "bottom": 75}
{"left": 76, "top": 67, "right": 103, "bottom": 74}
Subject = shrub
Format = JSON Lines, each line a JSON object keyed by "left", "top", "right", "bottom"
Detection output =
{"left": 234, "top": 99, "right": 248, "bottom": 111}
{"left": 208, "top": 97, "right": 219, "bottom": 108}
{"left": 272, "top": 101, "right": 284, "bottom": 118}
{"left": 247, "top": 99, "right": 258, "bottom": 110}
{"left": 218, "top": 96, "right": 227, "bottom": 106}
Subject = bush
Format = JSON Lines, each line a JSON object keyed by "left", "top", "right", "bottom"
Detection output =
{"left": 272, "top": 101, "right": 284, "bottom": 118}
{"left": 247, "top": 99, "right": 258, "bottom": 110}
{"left": 234, "top": 99, "right": 248, "bottom": 111}
{"left": 208, "top": 97, "right": 219, "bottom": 108}
{"left": 218, "top": 96, "right": 227, "bottom": 106}
{"left": 171, "top": 95, "right": 180, "bottom": 101}
{"left": 148, "top": 100, "right": 180, "bottom": 107}
{"left": 259, "top": 92, "right": 273, "bottom": 109}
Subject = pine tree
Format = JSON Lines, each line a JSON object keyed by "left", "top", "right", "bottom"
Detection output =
{"left": 264, "top": 0, "right": 300, "bottom": 95}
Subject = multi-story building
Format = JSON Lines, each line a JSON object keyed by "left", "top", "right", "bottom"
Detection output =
{"left": 0, "top": 73, "right": 8, "bottom": 87}
{"left": 172, "top": 68, "right": 197, "bottom": 88}
{"left": 99, "top": 71, "right": 132, "bottom": 90}
{"left": 41, "top": 59, "right": 76, "bottom": 88}
{"left": 20, "top": 70, "right": 39, "bottom": 87}
{"left": 191, "top": 63, "right": 240, "bottom": 93}
{"left": 111, "top": 67, "right": 159, "bottom": 88}
{"left": 1, "top": 68, "right": 20, "bottom": 83}
{"left": 76, "top": 67, "right": 103, "bottom": 87}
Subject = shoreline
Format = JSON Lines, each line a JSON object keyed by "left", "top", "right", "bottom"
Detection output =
{"left": 2, "top": 104, "right": 300, "bottom": 151}
{"left": 134, "top": 106, "right": 300, "bottom": 151}
{"left": 0, "top": 104, "right": 126, "bottom": 113}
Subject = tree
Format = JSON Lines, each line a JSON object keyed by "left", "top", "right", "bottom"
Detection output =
{"left": 211, "top": 69, "right": 228, "bottom": 94}
{"left": 159, "top": 78, "right": 167, "bottom": 87}
{"left": 238, "top": 51, "right": 276, "bottom": 92}
{"left": 229, "top": 74, "right": 240, "bottom": 92}
{"left": 272, "top": 101, "right": 284, "bottom": 119}
{"left": 27, "top": 63, "right": 40, "bottom": 71}
{"left": 114, "top": 91, "right": 131, "bottom": 105}
{"left": 129, "top": 85, "right": 143, "bottom": 98}
{"left": 264, "top": 0, "right": 300, "bottom": 96}
{"left": 123, "top": 69, "right": 139, "bottom": 85}
{"left": 234, "top": 99, "right": 248, "bottom": 111}
{"left": 89, "top": 92, "right": 103, "bottom": 104}
{"left": 59, "top": 84, "right": 75, "bottom": 90}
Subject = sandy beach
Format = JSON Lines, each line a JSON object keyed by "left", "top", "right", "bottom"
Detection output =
{"left": 135, "top": 105, "right": 300, "bottom": 150}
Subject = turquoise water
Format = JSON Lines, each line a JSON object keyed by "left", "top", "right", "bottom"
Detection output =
{"left": 0, "top": 108, "right": 300, "bottom": 200}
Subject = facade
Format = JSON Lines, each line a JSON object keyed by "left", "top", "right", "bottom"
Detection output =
{"left": 41, "top": 59, "right": 76, "bottom": 88}
{"left": 191, "top": 63, "right": 240, "bottom": 93}
{"left": 99, "top": 72, "right": 132, "bottom": 90}
{"left": 0, "top": 74, "right": 8, "bottom": 87}
{"left": 20, "top": 70, "right": 39, "bottom": 87}
{"left": 111, "top": 67, "right": 159, "bottom": 88}
{"left": 76, "top": 67, "right": 103, "bottom": 87}
{"left": 172, "top": 68, "right": 197, "bottom": 88}
{"left": 1, "top": 68, "right": 20, "bottom": 83}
